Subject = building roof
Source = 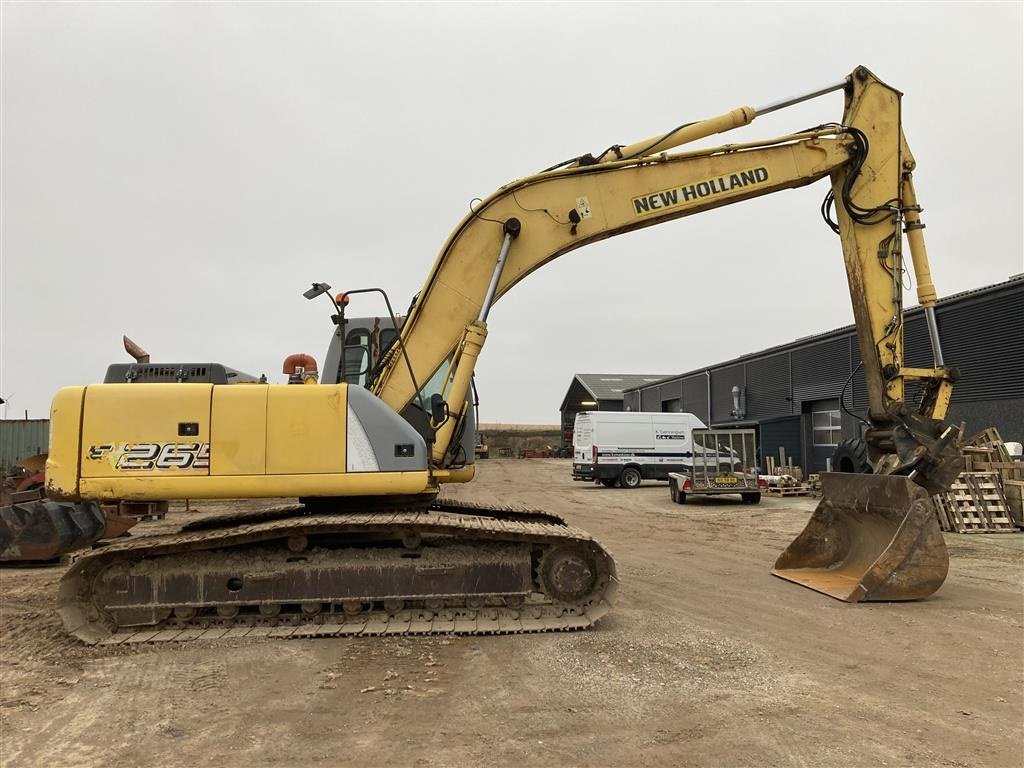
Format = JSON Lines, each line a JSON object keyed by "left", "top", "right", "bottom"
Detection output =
{"left": 574, "top": 374, "right": 674, "bottom": 401}
{"left": 624, "top": 274, "right": 1024, "bottom": 391}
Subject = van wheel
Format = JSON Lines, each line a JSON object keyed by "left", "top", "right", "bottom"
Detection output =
{"left": 741, "top": 492, "right": 761, "bottom": 504}
{"left": 600, "top": 478, "right": 617, "bottom": 488}
{"left": 620, "top": 467, "right": 642, "bottom": 489}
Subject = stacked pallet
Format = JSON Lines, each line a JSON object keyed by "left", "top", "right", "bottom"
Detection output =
{"left": 959, "top": 428, "right": 1023, "bottom": 528}
{"left": 932, "top": 472, "right": 1016, "bottom": 533}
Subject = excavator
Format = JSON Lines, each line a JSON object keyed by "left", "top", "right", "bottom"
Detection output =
{"left": 0, "top": 65, "right": 963, "bottom": 643}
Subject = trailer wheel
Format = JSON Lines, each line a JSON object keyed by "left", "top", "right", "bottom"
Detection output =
{"left": 620, "top": 467, "right": 642, "bottom": 489}
{"left": 670, "top": 480, "right": 686, "bottom": 505}
{"left": 741, "top": 492, "right": 761, "bottom": 504}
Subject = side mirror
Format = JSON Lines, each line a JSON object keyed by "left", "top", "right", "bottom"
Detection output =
{"left": 430, "top": 394, "right": 449, "bottom": 427}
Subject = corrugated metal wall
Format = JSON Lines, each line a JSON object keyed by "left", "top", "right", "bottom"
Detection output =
{"left": 625, "top": 277, "right": 1023, "bottom": 442}
{"left": 850, "top": 340, "right": 867, "bottom": 411}
{"left": 759, "top": 416, "right": 802, "bottom": 470}
{"left": 940, "top": 288, "right": 1024, "bottom": 402}
{"left": 682, "top": 374, "right": 710, "bottom": 424}
{"left": 640, "top": 387, "right": 661, "bottom": 412}
{"left": 745, "top": 353, "right": 791, "bottom": 420}
{"left": 791, "top": 336, "right": 849, "bottom": 403}
{"left": 711, "top": 364, "right": 744, "bottom": 424}
{"left": 0, "top": 420, "right": 50, "bottom": 470}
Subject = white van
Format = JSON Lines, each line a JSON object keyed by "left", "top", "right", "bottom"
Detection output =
{"left": 572, "top": 411, "right": 726, "bottom": 488}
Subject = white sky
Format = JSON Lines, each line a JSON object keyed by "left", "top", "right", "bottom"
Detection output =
{"left": 2, "top": 2, "right": 1022, "bottom": 423}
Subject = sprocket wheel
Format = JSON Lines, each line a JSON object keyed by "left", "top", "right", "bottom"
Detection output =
{"left": 538, "top": 545, "right": 599, "bottom": 603}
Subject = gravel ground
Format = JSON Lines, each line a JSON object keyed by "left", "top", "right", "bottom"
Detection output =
{"left": 1, "top": 459, "right": 1021, "bottom": 767}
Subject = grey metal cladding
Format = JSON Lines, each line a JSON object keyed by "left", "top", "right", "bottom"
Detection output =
{"left": 938, "top": 288, "right": 1024, "bottom": 402}
{"left": 620, "top": 279, "right": 1021, "bottom": 424}
{"left": 759, "top": 415, "right": 802, "bottom": 468}
{"left": 640, "top": 387, "right": 661, "bottom": 412}
{"left": 745, "top": 353, "right": 792, "bottom": 420}
{"left": 850, "top": 340, "right": 868, "bottom": 410}
{"left": 347, "top": 386, "right": 427, "bottom": 472}
{"left": 711, "top": 364, "right": 744, "bottom": 423}
{"left": 792, "top": 336, "right": 849, "bottom": 402}
{"left": 660, "top": 380, "right": 683, "bottom": 403}
{"left": 643, "top": 380, "right": 682, "bottom": 411}
{"left": 0, "top": 419, "right": 50, "bottom": 471}
{"left": 902, "top": 314, "right": 932, "bottom": 368}
{"left": 682, "top": 375, "right": 709, "bottom": 422}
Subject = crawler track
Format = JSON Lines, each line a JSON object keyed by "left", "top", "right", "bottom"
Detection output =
{"left": 58, "top": 502, "right": 617, "bottom": 644}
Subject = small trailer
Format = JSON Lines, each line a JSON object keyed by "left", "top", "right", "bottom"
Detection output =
{"left": 668, "top": 428, "right": 765, "bottom": 504}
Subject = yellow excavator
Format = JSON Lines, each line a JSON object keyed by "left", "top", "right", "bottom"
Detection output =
{"left": 1, "top": 66, "right": 963, "bottom": 643}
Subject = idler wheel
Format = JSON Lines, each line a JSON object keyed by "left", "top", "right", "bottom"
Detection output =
{"left": 539, "top": 546, "right": 598, "bottom": 603}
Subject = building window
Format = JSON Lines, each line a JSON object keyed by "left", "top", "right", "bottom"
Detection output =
{"left": 812, "top": 409, "right": 842, "bottom": 446}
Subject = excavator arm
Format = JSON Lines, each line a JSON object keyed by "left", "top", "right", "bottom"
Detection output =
{"left": 376, "top": 66, "right": 960, "bottom": 495}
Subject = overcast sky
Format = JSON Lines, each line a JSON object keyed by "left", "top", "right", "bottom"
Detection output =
{"left": 2, "top": 2, "right": 1021, "bottom": 423}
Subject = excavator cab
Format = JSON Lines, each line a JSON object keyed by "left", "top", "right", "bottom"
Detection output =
{"left": 321, "top": 314, "right": 402, "bottom": 387}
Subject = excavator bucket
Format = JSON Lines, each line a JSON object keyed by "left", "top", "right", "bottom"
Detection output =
{"left": 0, "top": 500, "right": 108, "bottom": 562}
{"left": 772, "top": 473, "right": 948, "bottom": 602}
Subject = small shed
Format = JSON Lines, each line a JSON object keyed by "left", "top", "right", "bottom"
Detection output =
{"left": 0, "top": 419, "right": 50, "bottom": 471}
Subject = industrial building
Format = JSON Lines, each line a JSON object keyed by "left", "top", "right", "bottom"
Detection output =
{"left": 559, "top": 276, "right": 1023, "bottom": 474}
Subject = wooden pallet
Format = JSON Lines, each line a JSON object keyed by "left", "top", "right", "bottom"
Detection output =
{"left": 932, "top": 472, "right": 1016, "bottom": 533}
{"left": 765, "top": 484, "right": 813, "bottom": 497}
{"left": 959, "top": 427, "right": 1023, "bottom": 528}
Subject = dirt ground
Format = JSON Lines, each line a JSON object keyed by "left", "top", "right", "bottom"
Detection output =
{"left": 2, "top": 459, "right": 1022, "bottom": 768}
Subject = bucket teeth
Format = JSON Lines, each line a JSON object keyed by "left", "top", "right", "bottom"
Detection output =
{"left": 772, "top": 473, "right": 948, "bottom": 602}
